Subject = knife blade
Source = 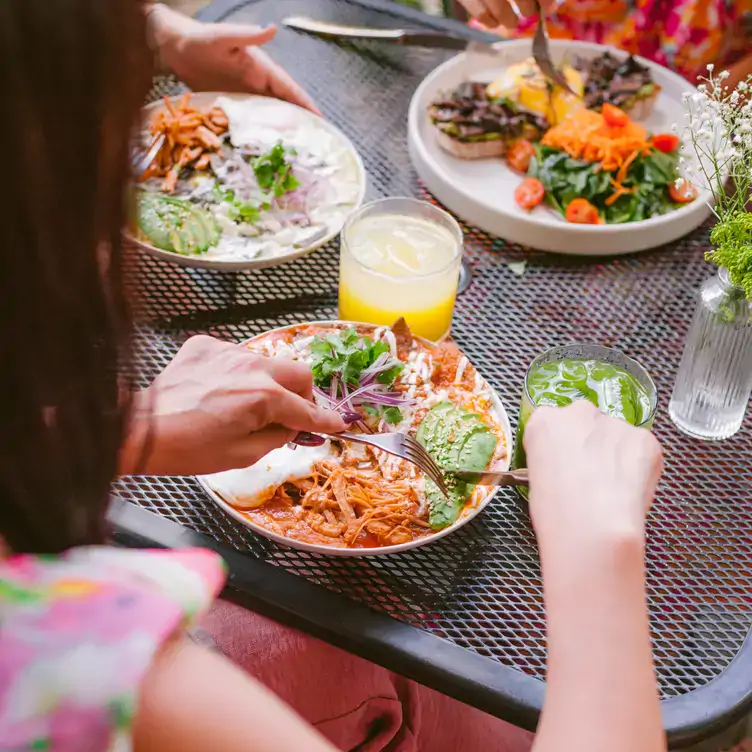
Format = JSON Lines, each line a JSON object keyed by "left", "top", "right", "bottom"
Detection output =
{"left": 283, "top": 16, "right": 500, "bottom": 53}
{"left": 448, "top": 468, "right": 530, "bottom": 487}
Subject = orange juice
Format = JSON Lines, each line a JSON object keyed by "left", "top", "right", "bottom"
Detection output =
{"left": 339, "top": 201, "right": 462, "bottom": 341}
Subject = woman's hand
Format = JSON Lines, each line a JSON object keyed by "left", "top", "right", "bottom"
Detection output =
{"left": 525, "top": 402, "right": 666, "bottom": 752}
{"left": 148, "top": 5, "right": 320, "bottom": 114}
{"left": 120, "top": 335, "right": 346, "bottom": 476}
{"left": 524, "top": 400, "right": 663, "bottom": 547}
{"left": 458, "top": 0, "right": 556, "bottom": 29}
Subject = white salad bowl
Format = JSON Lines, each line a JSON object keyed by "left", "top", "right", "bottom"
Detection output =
{"left": 131, "top": 93, "right": 367, "bottom": 271}
{"left": 197, "top": 320, "right": 513, "bottom": 557}
{"left": 408, "top": 40, "right": 712, "bottom": 255}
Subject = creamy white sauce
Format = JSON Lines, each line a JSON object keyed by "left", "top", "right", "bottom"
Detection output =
{"left": 203, "top": 442, "right": 332, "bottom": 510}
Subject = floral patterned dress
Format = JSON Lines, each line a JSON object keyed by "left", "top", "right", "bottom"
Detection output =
{"left": 0, "top": 547, "right": 226, "bottom": 751}
{"left": 472, "top": 0, "right": 752, "bottom": 82}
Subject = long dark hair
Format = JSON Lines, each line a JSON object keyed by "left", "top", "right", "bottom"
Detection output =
{"left": 0, "top": 0, "right": 152, "bottom": 553}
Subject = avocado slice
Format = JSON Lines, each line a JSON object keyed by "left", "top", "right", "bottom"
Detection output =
{"left": 137, "top": 192, "right": 220, "bottom": 256}
{"left": 417, "top": 402, "right": 498, "bottom": 531}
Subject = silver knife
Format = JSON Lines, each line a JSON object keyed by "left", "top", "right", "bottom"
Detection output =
{"left": 283, "top": 16, "right": 501, "bottom": 53}
{"left": 448, "top": 468, "right": 530, "bottom": 487}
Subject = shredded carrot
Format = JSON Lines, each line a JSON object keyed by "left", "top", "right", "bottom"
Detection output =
{"left": 142, "top": 94, "right": 229, "bottom": 193}
{"left": 542, "top": 109, "right": 650, "bottom": 173}
{"left": 605, "top": 178, "right": 636, "bottom": 206}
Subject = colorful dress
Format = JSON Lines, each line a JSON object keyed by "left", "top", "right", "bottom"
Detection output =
{"left": 472, "top": 0, "right": 752, "bottom": 82}
{"left": 0, "top": 547, "right": 226, "bottom": 751}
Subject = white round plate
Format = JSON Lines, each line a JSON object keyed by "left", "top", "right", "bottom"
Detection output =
{"left": 130, "top": 94, "right": 366, "bottom": 271}
{"left": 408, "top": 40, "right": 711, "bottom": 255}
{"left": 197, "top": 320, "right": 513, "bottom": 557}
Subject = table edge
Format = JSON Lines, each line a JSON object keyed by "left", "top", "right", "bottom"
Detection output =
{"left": 108, "top": 497, "right": 544, "bottom": 729}
{"left": 109, "top": 496, "right": 752, "bottom": 746}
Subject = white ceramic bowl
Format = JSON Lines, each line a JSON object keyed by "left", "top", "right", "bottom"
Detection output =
{"left": 131, "top": 93, "right": 367, "bottom": 271}
{"left": 197, "top": 320, "right": 512, "bottom": 557}
{"left": 408, "top": 40, "right": 711, "bottom": 255}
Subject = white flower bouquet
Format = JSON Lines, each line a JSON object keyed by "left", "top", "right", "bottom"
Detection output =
{"left": 679, "top": 65, "right": 752, "bottom": 297}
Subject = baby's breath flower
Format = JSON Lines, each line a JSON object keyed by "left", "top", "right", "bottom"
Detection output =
{"left": 674, "top": 177, "right": 685, "bottom": 189}
{"left": 719, "top": 70, "right": 730, "bottom": 80}
{"left": 707, "top": 63, "right": 715, "bottom": 72}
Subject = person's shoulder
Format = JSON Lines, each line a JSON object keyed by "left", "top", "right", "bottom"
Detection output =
{"left": 0, "top": 546, "right": 227, "bottom": 750}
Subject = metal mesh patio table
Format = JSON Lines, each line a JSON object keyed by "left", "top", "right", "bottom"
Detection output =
{"left": 110, "top": 1, "right": 752, "bottom": 746}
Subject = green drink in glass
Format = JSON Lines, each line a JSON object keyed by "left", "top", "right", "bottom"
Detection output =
{"left": 514, "top": 344, "right": 658, "bottom": 499}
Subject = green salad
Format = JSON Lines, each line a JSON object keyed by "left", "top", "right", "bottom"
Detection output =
{"left": 529, "top": 144, "right": 682, "bottom": 224}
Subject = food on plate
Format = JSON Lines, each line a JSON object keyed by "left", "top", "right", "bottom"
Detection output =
{"left": 138, "top": 193, "right": 220, "bottom": 255}
{"left": 429, "top": 82, "right": 548, "bottom": 159}
{"left": 514, "top": 177, "right": 545, "bottom": 211}
{"left": 516, "top": 106, "right": 693, "bottom": 224}
{"left": 135, "top": 94, "right": 362, "bottom": 262}
{"left": 565, "top": 198, "right": 601, "bottom": 225}
{"left": 506, "top": 138, "right": 536, "bottom": 173}
{"left": 486, "top": 58, "right": 585, "bottom": 125}
{"left": 202, "top": 320, "right": 508, "bottom": 550}
{"left": 669, "top": 179, "right": 698, "bottom": 204}
{"left": 579, "top": 51, "right": 660, "bottom": 119}
{"left": 143, "top": 94, "right": 229, "bottom": 193}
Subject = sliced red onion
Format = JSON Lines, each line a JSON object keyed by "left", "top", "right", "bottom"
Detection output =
{"left": 329, "top": 374, "right": 339, "bottom": 401}
{"left": 360, "top": 352, "right": 391, "bottom": 377}
{"left": 341, "top": 411, "right": 361, "bottom": 424}
{"left": 313, "top": 385, "right": 333, "bottom": 405}
{"left": 350, "top": 391, "right": 416, "bottom": 407}
{"left": 333, "top": 382, "right": 383, "bottom": 410}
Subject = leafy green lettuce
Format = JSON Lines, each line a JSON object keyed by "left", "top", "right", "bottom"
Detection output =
{"left": 529, "top": 144, "right": 682, "bottom": 224}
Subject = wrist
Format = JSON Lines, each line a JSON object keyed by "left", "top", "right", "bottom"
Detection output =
{"left": 118, "top": 390, "right": 154, "bottom": 475}
{"left": 538, "top": 521, "right": 646, "bottom": 585}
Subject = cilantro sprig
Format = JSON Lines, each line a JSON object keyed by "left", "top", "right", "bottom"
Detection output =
{"left": 213, "top": 142, "right": 299, "bottom": 225}
{"left": 213, "top": 184, "right": 269, "bottom": 224}
{"left": 310, "top": 328, "right": 405, "bottom": 425}
{"left": 252, "top": 142, "right": 300, "bottom": 198}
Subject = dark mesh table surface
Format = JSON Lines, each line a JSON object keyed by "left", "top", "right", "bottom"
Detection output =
{"left": 112, "top": 0, "right": 752, "bottom": 744}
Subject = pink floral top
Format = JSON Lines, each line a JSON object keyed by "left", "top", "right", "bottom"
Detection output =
{"left": 0, "top": 547, "right": 226, "bottom": 751}
{"left": 472, "top": 0, "right": 752, "bottom": 82}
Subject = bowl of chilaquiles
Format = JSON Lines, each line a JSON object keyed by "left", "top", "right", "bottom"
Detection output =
{"left": 199, "top": 319, "right": 512, "bottom": 555}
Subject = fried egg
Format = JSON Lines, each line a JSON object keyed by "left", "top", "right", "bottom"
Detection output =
{"left": 203, "top": 441, "right": 333, "bottom": 510}
{"left": 486, "top": 58, "right": 584, "bottom": 125}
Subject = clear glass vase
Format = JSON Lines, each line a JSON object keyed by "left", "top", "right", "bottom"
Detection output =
{"left": 669, "top": 268, "right": 752, "bottom": 440}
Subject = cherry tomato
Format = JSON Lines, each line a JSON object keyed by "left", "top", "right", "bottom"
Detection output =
{"left": 669, "top": 180, "right": 698, "bottom": 203}
{"left": 565, "top": 198, "right": 601, "bottom": 224}
{"left": 514, "top": 177, "right": 545, "bottom": 211}
{"left": 601, "top": 103, "right": 629, "bottom": 128}
{"left": 506, "top": 139, "right": 536, "bottom": 173}
{"left": 653, "top": 133, "right": 681, "bottom": 153}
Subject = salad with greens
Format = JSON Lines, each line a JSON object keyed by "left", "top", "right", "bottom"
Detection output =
{"left": 529, "top": 144, "right": 683, "bottom": 224}
{"left": 136, "top": 95, "right": 362, "bottom": 263}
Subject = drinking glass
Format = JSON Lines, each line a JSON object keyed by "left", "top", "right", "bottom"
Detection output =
{"left": 513, "top": 343, "right": 658, "bottom": 499}
{"left": 339, "top": 197, "right": 463, "bottom": 341}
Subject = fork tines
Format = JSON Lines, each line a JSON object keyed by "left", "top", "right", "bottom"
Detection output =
{"left": 402, "top": 435, "right": 450, "bottom": 497}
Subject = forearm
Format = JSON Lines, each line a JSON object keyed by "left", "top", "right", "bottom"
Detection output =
{"left": 726, "top": 54, "right": 752, "bottom": 92}
{"left": 143, "top": 3, "right": 184, "bottom": 77}
{"left": 533, "top": 531, "right": 665, "bottom": 752}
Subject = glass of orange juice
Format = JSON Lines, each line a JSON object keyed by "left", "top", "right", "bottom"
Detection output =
{"left": 339, "top": 198, "right": 463, "bottom": 341}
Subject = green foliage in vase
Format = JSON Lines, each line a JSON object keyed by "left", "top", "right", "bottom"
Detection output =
{"left": 707, "top": 213, "right": 752, "bottom": 299}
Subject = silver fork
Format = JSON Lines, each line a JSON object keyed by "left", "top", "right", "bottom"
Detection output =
{"left": 132, "top": 133, "right": 165, "bottom": 179}
{"left": 531, "top": 0, "right": 577, "bottom": 96}
{"left": 299, "top": 431, "right": 450, "bottom": 497}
